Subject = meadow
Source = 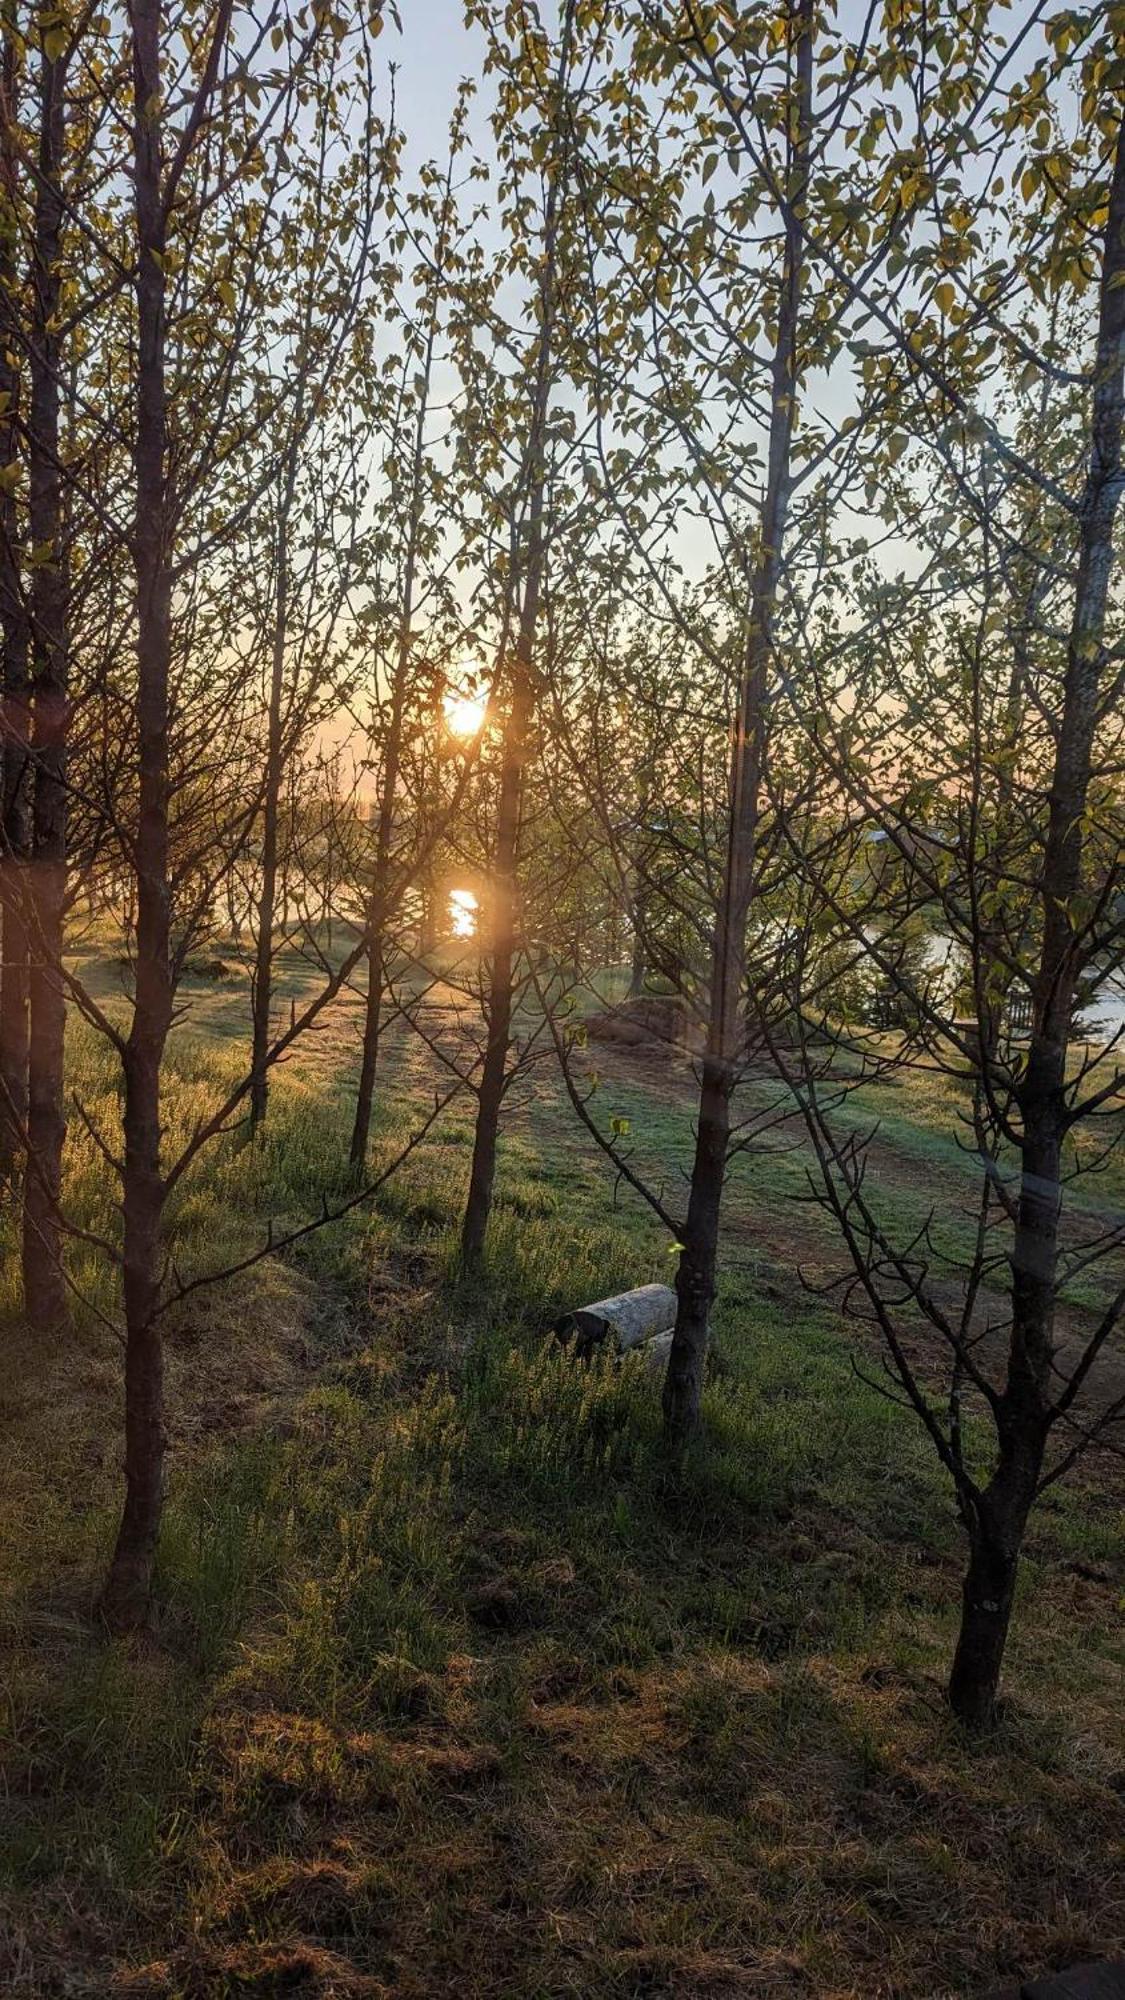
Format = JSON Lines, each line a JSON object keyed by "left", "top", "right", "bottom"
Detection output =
{"left": 1, "top": 4, "right": 1122, "bottom": 1993}
{"left": 1, "top": 940, "right": 1123, "bottom": 1999}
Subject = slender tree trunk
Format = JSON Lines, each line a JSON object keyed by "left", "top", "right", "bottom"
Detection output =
{"left": 350, "top": 282, "right": 443, "bottom": 1172}
{"left": 662, "top": 1053, "right": 727, "bottom": 1436}
{"left": 461, "top": 659, "right": 533, "bottom": 1262}
{"left": 349, "top": 581, "right": 413, "bottom": 1178}
{"left": 103, "top": 0, "right": 174, "bottom": 1629}
{"left": 418, "top": 878, "right": 436, "bottom": 955}
{"left": 627, "top": 758, "right": 655, "bottom": 999}
{"left": 627, "top": 906, "right": 646, "bottom": 997}
{"left": 249, "top": 154, "right": 324, "bottom": 1133}
{"left": 225, "top": 873, "right": 242, "bottom": 942}
{"left": 351, "top": 924, "right": 384, "bottom": 1168}
{"left": 947, "top": 106, "right": 1125, "bottom": 1724}
{"left": 949, "top": 1451, "right": 1038, "bottom": 1727}
{"left": 663, "top": 0, "right": 813, "bottom": 1447}
{"left": 0, "top": 17, "right": 29, "bottom": 1183}
{"left": 22, "top": 33, "right": 68, "bottom": 1326}
{"left": 350, "top": 690, "right": 403, "bottom": 1172}
{"left": 459, "top": 5, "right": 576, "bottom": 1266}
{"left": 0, "top": 741, "right": 31, "bottom": 1187}
{"left": 249, "top": 487, "right": 292, "bottom": 1132}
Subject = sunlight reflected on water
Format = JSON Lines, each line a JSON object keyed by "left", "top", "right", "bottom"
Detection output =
{"left": 449, "top": 888, "right": 478, "bottom": 939}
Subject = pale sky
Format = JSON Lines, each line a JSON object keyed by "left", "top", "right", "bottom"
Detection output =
{"left": 388, "top": 2, "right": 494, "bottom": 164}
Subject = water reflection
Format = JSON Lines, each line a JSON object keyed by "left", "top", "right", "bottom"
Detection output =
{"left": 449, "top": 888, "right": 478, "bottom": 940}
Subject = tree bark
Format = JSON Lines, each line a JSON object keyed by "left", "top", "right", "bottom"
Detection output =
{"left": 663, "top": 0, "right": 813, "bottom": 1447}
{"left": 249, "top": 460, "right": 294, "bottom": 1133}
{"left": 461, "top": 655, "right": 535, "bottom": 1263}
{"left": 351, "top": 923, "right": 384, "bottom": 1168}
{"left": 627, "top": 909, "right": 646, "bottom": 998}
{"left": 664, "top": 1052, "right": 730, "bottom": 1444}
{"left": 949, "top": 1535, "right": 1019, "bottom": 1730}
{"left": 949, "top": 1456, "right": 1037, "bottom": 1728}
{"left": 350, "top": 689, "right": 403, "bottom": 1172}
{"left": 103, "top": 0, "right": 174, "bottom": 1629}
{"left": 0, "top": 15, "right": 30, "bottom": 1183}
{"left": 21, "top": 30, "right": 68, "bottom": 1326}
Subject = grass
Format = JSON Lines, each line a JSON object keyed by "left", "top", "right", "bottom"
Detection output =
{"left": 0, "top": 956, "right": 1123, "bottom": 1998}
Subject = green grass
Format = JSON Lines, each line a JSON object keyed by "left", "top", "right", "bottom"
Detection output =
{"left": 0, "top": 963, "right": 1123, "bottom": 1998}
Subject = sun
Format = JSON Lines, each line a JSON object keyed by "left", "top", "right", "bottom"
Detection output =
{"left": 449, "top": 888, "right": 478, "bottom": 939}
{"left": 443, "top": 690, "right": 487, "bottom": 738}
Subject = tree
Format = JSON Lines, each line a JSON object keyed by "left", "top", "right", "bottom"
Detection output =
{"left": 21, "top": 13, "right": 70, "bottom": 1328}
{"left": 658, "top": 0, "right": 814, "bottom": 1445}
{"left": 348, "top": 108, "right": 474, "bottom": 1172}
{"left": 555, "top": 0, "right": 838, "bottom": 1443}
{"left": 0, "top": 2, "right": 29, "bottom": 1185}
{"left": 96, "top": 0, "right": 388, "bottom": 1625}
{"left": 245, "top": 83, "right": 382, "bottom": 1133}
{"left": 456, "top": 0, "right": 582, "bottom": 1265}
{"left": 773, "top": 14, "right": 1125, "bottom": 1723}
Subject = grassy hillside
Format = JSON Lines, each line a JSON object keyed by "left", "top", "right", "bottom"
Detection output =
{"left": 1, "top": 960, "right": 1123, "bottom": 1998}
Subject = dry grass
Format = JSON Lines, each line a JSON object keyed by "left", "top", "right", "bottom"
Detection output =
{"left": 92, "top": 1348, "right": 1125, "bottom": 2000}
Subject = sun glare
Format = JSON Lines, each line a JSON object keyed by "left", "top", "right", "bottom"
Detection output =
{"left": 449, "top": 888, "right": 478, "bottom": 940}
{"left": 443, "top": 690, "right": 487, "bottom": 738}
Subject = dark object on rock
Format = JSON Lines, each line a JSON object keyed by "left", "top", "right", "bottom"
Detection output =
{"left": 553, "top": 1283, "right": 677, "bottom": 1360}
